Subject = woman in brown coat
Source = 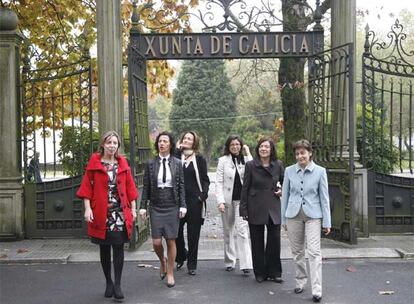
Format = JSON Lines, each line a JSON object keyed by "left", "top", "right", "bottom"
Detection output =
{"left": 240, "top": 137, "right": 284, "bottom": 283}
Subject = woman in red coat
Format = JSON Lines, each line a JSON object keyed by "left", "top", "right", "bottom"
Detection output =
{"left": 77, "top": 130, "right": 138, "bottom": 301}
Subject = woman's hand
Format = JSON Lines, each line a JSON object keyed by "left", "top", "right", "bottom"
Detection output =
{"left": 131, "top": 209, "right": 137, "bottom": 221}
{"left": 218, "top": 203, "right": 225, "bottom": 213}
{"left": 84, "top": 207, "right": 94, "bottom": 223}
{"left": 242, "top": 215, "right": 248, "bottom": 221}
{"left": 179, "top": 207, "right": 187, "bottom": 219}
{"left": 323, "top": 227, "right": 331, "bottom": 235}
{"left": 139, "top": 209, "right": 147, "bottom": 220}
{"left": 242, "top": 145, "right": 251, "bottom": 156}
{"left": 274, "top": 189, "right": 282, "bottom": 197}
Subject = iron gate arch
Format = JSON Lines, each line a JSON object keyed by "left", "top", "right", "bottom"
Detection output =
{"left": 361, "top": 20, "right": 414, "bottom": 233}
{"left": 127, "top": 1, "right": 356, "bottom": 243}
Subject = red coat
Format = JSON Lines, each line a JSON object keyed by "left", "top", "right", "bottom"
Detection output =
{"left": 76, "top": 153, "right": 138, "bottom": 240}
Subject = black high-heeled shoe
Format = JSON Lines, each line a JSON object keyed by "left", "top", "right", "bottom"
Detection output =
{"left": 160, "top": 258, "right": 167, "bottom": 280}
{"left": 104, "top": 281, "right": 114, "bottom": 298}
{"left": 113, "top": 285, "right": 124, "bottom": 302}
{"left": 176, "top": 261, "right": 184, "bottom": 270}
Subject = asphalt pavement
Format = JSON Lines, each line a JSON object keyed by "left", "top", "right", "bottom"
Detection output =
{"left": 1, "top": 260, "right": 413, "bottom": 304}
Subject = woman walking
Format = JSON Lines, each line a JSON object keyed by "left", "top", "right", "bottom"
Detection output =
{"left": 77, "top": 131, "right": 138, "bottom": 301}
{"left": 175, "top": 131, "right": 210, "bottom": 275}
{"left": 240, "top": 137, "right": 284, "bottom": 283}
{"left": 216, "top": 135, "right": 253, "bottom": 274}
{"left": 139, "top": 131, "right": 186, "bottom": 288}
{"left": 281, "top": 139, "right": 331, "bottom": 303}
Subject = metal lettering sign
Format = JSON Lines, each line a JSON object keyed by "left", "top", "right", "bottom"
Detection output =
{"left": 132, "top": 32, "right": 323, "bottom": 60}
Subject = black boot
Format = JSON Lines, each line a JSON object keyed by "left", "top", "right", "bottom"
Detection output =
{"left": 104, "top": 281, "right": 114, "bottom": 298}
{"left": 114, "top": 285, "right": 124, "bottom": 301}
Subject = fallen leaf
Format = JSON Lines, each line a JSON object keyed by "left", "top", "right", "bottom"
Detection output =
{"left": 378, "top": 290, "right": 394, "bottom": 295}
{"left": 17, "top": 248, "right": 29, "bottom": 254}
{"left": 269, "top": 291, "right": 274, "bottom": 295}
{"left": 346, "top": 266, "right": 357, "bottom": 272}
{"left": 386, "top": 281, "right": 390, "bottom": 284}
{"left": 0, "top": 254, "right": 7, "bottom": 259}
{"left": 137, "top": 264, "right": 153, "bottom": 268}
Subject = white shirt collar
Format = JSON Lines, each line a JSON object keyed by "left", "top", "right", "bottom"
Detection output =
{"left": 159, "top": 154, "right": 170, "bottom": 161}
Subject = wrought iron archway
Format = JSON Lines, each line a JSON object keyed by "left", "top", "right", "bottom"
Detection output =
{"left": 128, "top": 0, "right": 356, "bottom": 243}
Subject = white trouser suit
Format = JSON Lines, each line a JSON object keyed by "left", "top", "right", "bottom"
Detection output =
{"left": 216, "top": 155, "right": 253, "bottom": 270}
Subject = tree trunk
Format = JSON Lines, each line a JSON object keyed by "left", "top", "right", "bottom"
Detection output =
{"left": 278, "top": 0, "right": 309, "bottom": 165}
{"left": 278, "top": 57, "right": 306, "bottom": 164}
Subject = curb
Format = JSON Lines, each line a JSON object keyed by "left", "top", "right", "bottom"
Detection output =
{"left": 0, "top": 248, "right": 409, "bottom": 265}
{"left": 395, "top": 248, "right": 414, "bottom": 259}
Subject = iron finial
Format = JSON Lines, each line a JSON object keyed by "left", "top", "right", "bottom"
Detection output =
{"left": 131, "top": 0, "right": 140, "bottom": 33}
{"left": 313, "top": 0, "right": 323, "bottom": 31}
{"left": 363, "top": 23, "right": 370, "bottom": 56}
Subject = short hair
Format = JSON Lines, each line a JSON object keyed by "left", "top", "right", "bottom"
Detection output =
{"left": 255, "top": 137, "right": 277, "bottom": 161}
{"left": 154, "top": 131, "right": 176, "bottom": 155}
{"left": 99, "top": 130, "right": 122, "bottom": 158}
{"left": 179, "top": 131, "right": 200, "bottom": 152}
{"left": 293, "top": 139, "right": 313, "bottom": 155}
{"left": 223, "top": 134, "right": 244, "bottom": 156}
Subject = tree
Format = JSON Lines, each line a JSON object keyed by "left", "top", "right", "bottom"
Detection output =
{"left": 170, "top": 60, "right": 236, "bottom": 163}
{"left": 2, "top": 0, "right": 199, "bottom": 127}
{"left": 223, "top": 0, "right": 331, "bottom": 164}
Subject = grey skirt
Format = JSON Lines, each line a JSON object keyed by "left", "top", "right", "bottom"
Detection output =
{"left": 150, "top": 188, "right": 180, "bottom": 239}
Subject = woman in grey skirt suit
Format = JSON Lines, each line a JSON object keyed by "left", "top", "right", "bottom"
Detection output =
{"left": 140, "top": 131, "right": 186, "bottom": 288}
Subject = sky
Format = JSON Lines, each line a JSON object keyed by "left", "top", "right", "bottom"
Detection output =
{"left": 357, "top": 0, "right": 414, "bottom": 31}
{"left": 188, "top": 0, "right": 413, "bottom": 32}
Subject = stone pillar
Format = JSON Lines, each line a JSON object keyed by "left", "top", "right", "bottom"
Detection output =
{"left": 0, "top": 8, "right": 24, "bottom": 240}
{"left": 96, "top": 0, "right": 124, "bottom": 138}
{"left": 331, "top": 0, "right": 357, "bottom": 158}
{"left": 331, "top": 0, "right": 368, "bottom": 238}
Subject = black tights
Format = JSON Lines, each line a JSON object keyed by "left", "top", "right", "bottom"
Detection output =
{"left": 99, "top": 244, "right": 124, "bottom": 287}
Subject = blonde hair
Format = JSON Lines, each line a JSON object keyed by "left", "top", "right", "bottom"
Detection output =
{"left": 99, "top": 130, "right": 122, "bottom": 158}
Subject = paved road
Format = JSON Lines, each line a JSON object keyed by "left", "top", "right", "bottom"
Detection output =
{"left": 1, "top": 259, "right": 413, "bottom": 304}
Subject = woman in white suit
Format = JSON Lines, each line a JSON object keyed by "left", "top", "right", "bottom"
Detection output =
{"left": 216, "top": 135, "right": 253, "bottom": 274}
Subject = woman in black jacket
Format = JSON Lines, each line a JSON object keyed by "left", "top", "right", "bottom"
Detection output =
{"left": 240, "top": 137, "right": 284, "bottom": 283}
{"left": 175, "top": 131, "right": 210, "bottom": 275}
{"left": 140, "top": 131, "right": 186, "bottom": 288}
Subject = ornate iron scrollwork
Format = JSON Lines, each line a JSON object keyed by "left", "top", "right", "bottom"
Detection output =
{"left": 131, "top": 0, "right": 321, "bottom": 33}
{"left": 364, "top": 19, "right": 414, "bottom": 67}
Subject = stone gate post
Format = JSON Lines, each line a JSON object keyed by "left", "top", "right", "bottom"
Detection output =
{"left": 96, "top": 0, "right": 124, "bottom": 138}
{"left": 0, "top": 8, "right": 24, "bottom": 240}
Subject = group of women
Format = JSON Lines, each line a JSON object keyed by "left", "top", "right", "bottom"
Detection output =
{"left": 77, "top": 130, "right": 331, "bottom": 303}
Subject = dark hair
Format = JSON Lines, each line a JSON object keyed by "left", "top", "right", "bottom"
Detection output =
{"left": 223, "top": 135, "right": 244, "bottom": 156}
{"left": 255, "top": 137, "right": 277, "bottom": 161}
{"left": 99, "top": 130, "right": 122, "bottom": 158}
{"left": 179, "top": 131, "right": 200, "bottom": 152}
{"left": 154, "top": 131, "right": 176, "bottom": 155}
{"left": 293, "top": 139, "right": 313, "bottom": 158}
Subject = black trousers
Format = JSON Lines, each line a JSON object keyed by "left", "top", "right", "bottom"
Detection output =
{"left": 176, "top": 197, "right": 203, "bottom": 270}
{"left": 248, "top": 218, "right": 282, "bottom": 278}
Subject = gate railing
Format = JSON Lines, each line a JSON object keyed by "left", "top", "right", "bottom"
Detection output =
{"left": 21, "top": 45, "right": 96, "bottom": 182}
{"left": 21, "top": 43, "right": 96, "bottom": 238}
{"left": 308, "top": 43, "right": 354, "bottom": 165}
{"left": 361, "top": 20, "right": 414, "bottom": 175}
{"left": 307, "top": 43, "right": 356, "bottom": 243}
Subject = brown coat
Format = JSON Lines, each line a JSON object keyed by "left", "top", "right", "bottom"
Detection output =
{"left": 240, "top": 158, "right": 284, "bottom": 225}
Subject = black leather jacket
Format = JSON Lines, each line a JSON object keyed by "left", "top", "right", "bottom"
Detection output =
{"left": 140, "top": 156, "right": 186, "bottom": 209}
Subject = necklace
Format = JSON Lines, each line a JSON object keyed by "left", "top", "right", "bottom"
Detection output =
{"left": 101, "top": 158, "right": 117, "bottom": 165}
